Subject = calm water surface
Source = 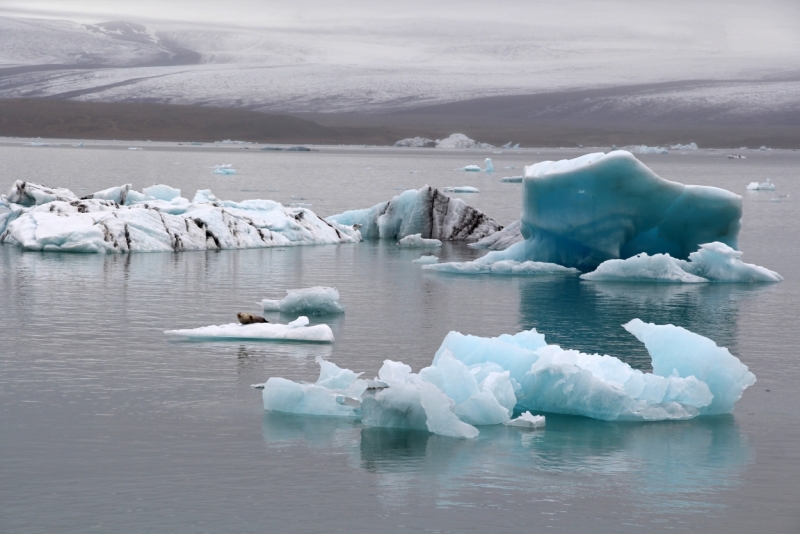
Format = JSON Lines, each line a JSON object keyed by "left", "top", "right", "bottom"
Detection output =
{"left": 1, "top": 142, "right": 798, "bottom": 532}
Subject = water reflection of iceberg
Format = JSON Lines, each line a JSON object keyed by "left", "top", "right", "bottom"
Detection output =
{"left": 262, "top": 411, "right": 750, "bottom": 513}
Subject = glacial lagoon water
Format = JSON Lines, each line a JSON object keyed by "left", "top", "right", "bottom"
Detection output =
{"left": 1, "top": 142, "right": 799, "bottom": 532}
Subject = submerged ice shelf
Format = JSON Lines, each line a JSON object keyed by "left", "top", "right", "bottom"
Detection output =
{"left": 0, "top": 181, "right": 359, "bottom": 253}
{"left": 327, "top": 185, "right": 502, "bottom": 243}
{"left": 165, "top": 316, "right": 334, "bottom": 343}
{"left": 261, "top": 320, "right": 756, "bottom": 437}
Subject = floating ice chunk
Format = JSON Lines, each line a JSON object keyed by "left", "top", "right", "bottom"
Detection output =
{"left": 504, "top": 412, "right": 545, "bottom": 429}
{"left": 463, "top": 151, "right": 743, "bottom": 271}
{"left": 128, "top": 147, "right": 143, "bottom": 150}
{"left": 412, "top": 254, "right": 439, "bottom": 264}
{"left": 397, "top": 234, "right": 442, "bottom": 247}
{"left": 424, "top": 259, "right": 579, "bottom": 275}
{"left": 261, "top": 287, "right": 345, "bottom": 315}
{"left": 459, "top": 165, "right": 482, "bottom": 172}
{"left": 581, "top": 242, "right": 782, "bottom": 283}
{"left": 394, "top": 137, "right": 436, "bottom": 148}
{"left": 759, "top": 146, "right": 768, "bottom": 151}
{"left": 163, "top": 317, "right": 333, "bottom": 342}
{"left": 484, "top": 158, "right": 494, "bottom": 172}
{"left": 746, "top": 179, "right": 775, "bottom": 191}
{"left": 327, "top": 186, "right": 501, "bottom": 242}
{"left": 442, "top": 186, "right": 480, "bottom": 193}
{"left": 262, "top": 356, "right": 366, "bottom": 417}
{"left": 500, "top": 176, "right": 523, "bottom": 182}
{"left": 0, "top": 181, "right": 359, "bottom": 253}
{"left": 670, "top": 143, "right": 698, "bottom": 150}
{"left": 212, "top": 164, "right": 236, "bottom": 175}
{"left": 73, "top": 141, "right": 84, "bottom": 147}
{"left": 142, "top": 184, "right": 181, "bottom": 201}
{"left": 627, "top": 145, "right": 669, "bottom": 154}
{"left": 501, "top": 142, "right": 513, "bottom": 149}
{"left": 436, "top": 133, "right": 494, "bottom": 150}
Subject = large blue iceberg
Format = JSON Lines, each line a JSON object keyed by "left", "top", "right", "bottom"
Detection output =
{"left": 261, "top": 320, "right": 756, "bottom": 438}
{"left": 459, "top": 151, "right": 743, "bottom": 271}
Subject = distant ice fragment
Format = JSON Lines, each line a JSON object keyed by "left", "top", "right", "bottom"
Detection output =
{"left": 500, "top": 176, "right": 523, "bottom": 182}
{"left": 212, "top": 164, "right": 236, "bottom": 175}
{"left": 484, "top": 158, "right": 494, "bottom": 172}
{"left": 746, "top": 179, "right": 775, "bottom": 191}
{"left": 670, "top": 143, "right": 698, "bottom": 150}
{"left": 412, "top": 254, "right": 439, "bottom": 264}
{"left": 627, "top": 145, "right": 669, "bottom": 154}
{"left": 397, "top": 234, "right": 442, "bottom": 247}
{"left": 435, "top": 133, "right": 494, "bottom": 150}
{"left": 394, "top": 137, "right": 436, "bottom": 148}
{"left": 442, "top": 186, "right": 480, "bottom": 193}
{"left": 459, "top": 165, "right": 482, "bottom": 172}
{"left": 504, "top": 412, "right": 545, "bottom": 429}
{"left": 261, "top": 287, "right": 345, "bottom": 315}
{"left": 164, "top": 317, "right": 334, "bottom": 343}
{"left": 327, "top": 185, "right": 501, "bottom": 242}
{"left": 128, "top": 147, "right": 143, "bottom": 150}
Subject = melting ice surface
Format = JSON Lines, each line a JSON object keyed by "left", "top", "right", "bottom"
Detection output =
{"left": 582, "top": 242, "right": 783, "bottom": 283}
{"left": 327, "top": 185, "right": 501, "bottom": 242}
{"left": 261, "top": 319, "right": 755, "bottom": 437}
{"left": 261, "top": 287, "right": 345, "bottom": 315}
{"left": 164, "top": 316, "right": 334, "bottom": 343}
{"left": 0, "top": 181, "right": 359, "bottom": 253}
{"left": 412, "top": 254, "right": 439, "bottom": 264}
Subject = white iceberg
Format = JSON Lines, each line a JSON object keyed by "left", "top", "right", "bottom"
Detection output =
{"left": 0, "top": 181, "right": 359, "bottom": 253}
{"left": 412, "top": 254, "right": 439, "bottom": 264}
{"left": 459, "top": 165, "right": 482, "bottom": 172}
{"left": 164, "top": 316, "right": 334, "bottom": 343}
{"left": 746, "top": 179, "right": 776, "bottom": 191}
{"left": 581, "top": 242, "right": 782, "bottom": 283}
{"left": 484, "top": 158, "right": 494, "bottom": 172}
{"left": 260, "top": 319, "right": 756, "bottom": 437}
{"left": 394, "top": 137, "right": 436, "bottom": 148}
{"left": 504, "top": 412, "right": 545, "bottom": 429}
{"left": 327, "top": 186, "right": 502, "bottom": 243}
{"left": 435, "top": 133, "right": 494, "bottom": 150}
{"left": 442, "top": 186, "right": 480, "bottom": 193}
{"left": 670, "top": 143, "right": 698, "bottom": 150}
{"left": 261, "top": 286, "right": 345, "bottom": 315}
{"left": 423, "top": 259, "right": 578, "bottom": 275}
{"left": 439, "top": 151, "right": 743, "bottom": 272}
{"left": 397, "top": 234, "right": 442, "bottom": 247}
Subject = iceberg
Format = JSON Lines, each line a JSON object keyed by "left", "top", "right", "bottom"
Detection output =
{"left": 260, "top": 319, "right": 756, "bottom": 437}
{"left": 212, "top": 164, "right": 236, "bottom": 175}
{"left": 423, "top": 259, "right": 579, "bottom": 275}
{"left": 394, "top": 137, "right": 436, "bottom": 148}
{"left": 0, "top": 181, "right": 359, "bottom": 253}
{"left": 397, "top": 234, "right": 442, "bottom": 248}
{"left": 435, "top": 133, "right": 494, "bottom": 150}
{"left": 164, "top": 316, "right": 335, "bottom": 343}
{"left": 746, "top": 179, "right": 776, "bottom": 191}
{"left": 441, "top": 151, "right": 742, "bottom": 272}
{"left": 327, "top": 186, "right": 502, "bottom": 243}
{"left": 458, "top": 165, "right": 482, "bottom": 172}
{"left": 581, "top": 242, "right": 782, "bottom": 283}
{"left": 442, "top": 186, "right": 480, "bottom": 193}
{"left": 261, "top": 286, "right": 345, "bottom": 315}
{"left": 412, "top": 254, "right": 439, "bottom": 264}
{"left": 670, "top": 143, "right": 698, "bottom": 150}
{"left": 627, "top": 145, "right": 669, "bottom": 154}
{"left": 484, "top": 158, "right": 494, "bottom": 172}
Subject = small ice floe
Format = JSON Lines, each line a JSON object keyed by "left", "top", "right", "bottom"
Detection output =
{"left": 458, "top": 165, "right": 482, "bottom": 172}
{"left": 73, "top": 141, "right": 84, "bottom": 147}
{"left": 212, "top": 164, "right": 237, "bottom": 175}
{"left": 501, "top": 142, "right": 513, "bottom": 149}
{"left": 746, "top": 179, "right": 775, "bottom": 191}
{"left": 412, "top": 255, "right": 439, "bottom": 264}
{"left": 424, "top": 259, "right": 579, "bottom": 275}
{"left": 759, "top": 146, "right": 770, "bottom": 151}
{"left": 728, "top": 154, "right": 746, "bottom": 159}
{"left": 128, "top": 147, "right": 143, "bottom": 150}
{"left": 29, "top": 142, "right": 48, "bottom": 147}
{"left": 484, "top": 158, "right": 494, "bottom": 172}
{"left": 397, "top": 234, "right": 442, "bottom": 247}
{"left": 504, "top": 412, "right": 545, "bottom": 429}
{"left": 500, "top": 176, "right": 523, "bottom": 183}
{"left": 443, "top": 186, "right": 480, "bottom": 193}
{"left": 164, "top": 316, "right": 334, "bottom": 343}
{"left": 261, "top": 287, "right": 345, "bottom": 315}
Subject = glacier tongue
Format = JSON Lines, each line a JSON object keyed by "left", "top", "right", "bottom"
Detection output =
{"left": 0, "top": 180, "right": 360, "bottom": 253}
{"left": 326, "top": 185, "right": 502, "bottom": 242}
{"left": 260, "top": 319, "right": 755, "bottom": 437}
